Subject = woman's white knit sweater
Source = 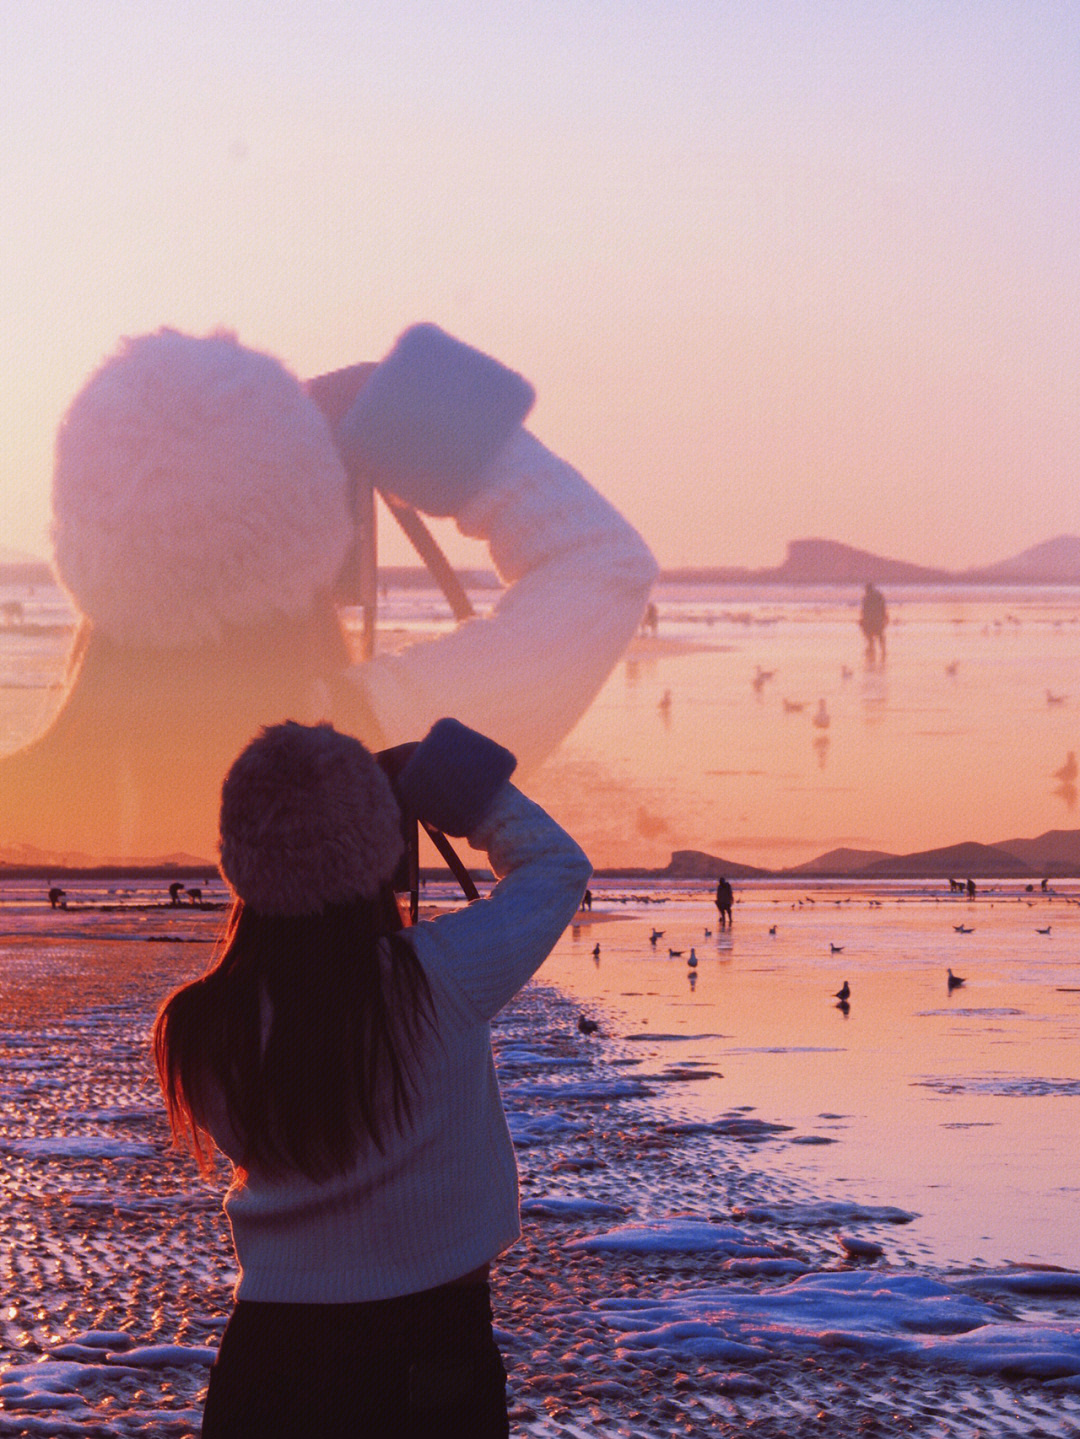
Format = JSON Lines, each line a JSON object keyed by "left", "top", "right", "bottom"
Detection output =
{"left": 207, "top": 783, "right": 591, "bottom": 1304}
{"left": 346, "top": 427, "right": 659, "bottom": 774}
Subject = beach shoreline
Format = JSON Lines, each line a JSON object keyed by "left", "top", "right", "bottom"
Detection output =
{"left": 2, "top": 911, "right": 1079, "bottom": 1436}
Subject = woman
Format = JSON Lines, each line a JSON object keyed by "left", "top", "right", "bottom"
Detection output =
{"left": 154, "top": 716, "right": 591, "bottom": 1438}
{"left": 0, "top": 323, "right": 656, "bottom": 863}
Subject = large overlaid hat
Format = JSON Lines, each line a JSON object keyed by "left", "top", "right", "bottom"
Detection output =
{"left": 51, "top": 328, "right": 353, "bottom": 648}
{"left": 218, "top": 722, "right": 404, "bottom": 915}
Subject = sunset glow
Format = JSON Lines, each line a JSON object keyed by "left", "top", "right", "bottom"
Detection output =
{"left": 4, "top": 1, "right": 1078, "bottom": 572}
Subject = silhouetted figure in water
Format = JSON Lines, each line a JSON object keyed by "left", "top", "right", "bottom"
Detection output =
{"left": 966, "top": 877, "right": 976, "bottom": 900}
{"left": 48, "top": 886, "right": 66, "bottom": 910}
{"left": 168, "top": 881, "right": 185, "bottom": 906}
{"left": 581, "top": 888, "right": 593, "bottom": 911}
{"left": 0, "top": 327, "right": 655, "bottom": 864}
{"left": 640, "top": 601, "right": 659, "bottom": 637}
{"left": 859, "top": 582, "right": 888, "bottom": 662}
{"left": 187, "top": 887, "right": 203, "bottom": 907}
{"left": 715, "top": 876, "right": 734, "bottom": 928}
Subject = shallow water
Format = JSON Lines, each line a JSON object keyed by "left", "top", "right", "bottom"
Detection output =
{"left": 544, "top": 881, "right": 1080, "bottom": 1273}
{"left": 6, "top": 579, "right": 1080, "bottom": 871}
{"left": 528, "top": 582, "right": 1080, "bottom": 870}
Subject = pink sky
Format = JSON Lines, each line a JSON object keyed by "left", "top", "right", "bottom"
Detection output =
{"left": 3, "top": 1, "right": 1078, "bottom": 572}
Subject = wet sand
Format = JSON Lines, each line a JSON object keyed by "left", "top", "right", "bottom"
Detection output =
{"left": 2, "top": 913, "right": 1080, "bottom": 1436}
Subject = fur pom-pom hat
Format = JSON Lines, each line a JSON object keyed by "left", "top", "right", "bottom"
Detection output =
{"left": 51, "top": 329, "right": 353, "bottom": 649}
{"left": 218, "top": 722, "right": 405, "bottom": 916}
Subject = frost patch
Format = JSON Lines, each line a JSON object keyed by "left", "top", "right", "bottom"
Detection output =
{"left": 565, "top": 1218, "right": 786, "bottom": 1258}
{"left": 733, "top": 1200, "right": 917, "bottom": 1226}
{"left": 916, "top": 1075, "right": 1080, "bottom": 1098}
{"left": 0, "top": 1137, "right": 158, "bottom": 1159}
{"left": 590, "top": 1270, "right": 1080, "bottom": 1378}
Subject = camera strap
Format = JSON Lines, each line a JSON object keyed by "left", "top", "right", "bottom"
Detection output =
{"left": 404, "top": 819, "right": 481, "bottom": 924}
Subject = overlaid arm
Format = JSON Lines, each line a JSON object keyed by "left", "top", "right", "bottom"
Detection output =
{"left": 328, "top": 325, "right": 658, "bottom": 770}
{"left": 351, "top": 427, "right": 658, "bottom": 770}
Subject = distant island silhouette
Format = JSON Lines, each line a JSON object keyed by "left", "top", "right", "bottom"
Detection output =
{"left": 8, "top": 829, "right": 1080, "bottom": 882}
{"left": 659, "top": 535, "right": 1080, "bottom": 587}
{"left": 590, "top": 829, "right": 1080, "bottom": 881}
{"left": 8, "top": 535, "right": 1080, "bottom": 591}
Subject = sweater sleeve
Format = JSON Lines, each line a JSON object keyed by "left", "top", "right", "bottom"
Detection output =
{"left": 406, "top": 782, "right": 591, "bottom": 1024}
{"left": 341, "top": 429, "right": 658, "bottom": 772}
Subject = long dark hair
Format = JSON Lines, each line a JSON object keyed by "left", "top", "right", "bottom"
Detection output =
{"left": 154, "top": 887, "right": 434, "bottom": 1182}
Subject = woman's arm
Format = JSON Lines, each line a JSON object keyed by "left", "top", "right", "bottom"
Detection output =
{"left": 346, "top": 428, "right": 657, "bottom": 772}
{"left": 314, "top": 327, "right": 657, "bottom": 773}
{"left": 407, "top": 782, "right": 591, "bottom": 1024}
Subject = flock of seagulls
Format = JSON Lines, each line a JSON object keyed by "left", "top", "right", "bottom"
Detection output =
{"left": 584, "top": 906, "right": 1028, "bottom": 1036}
{"left": 572, "top": 880, "right": 1074, "bottom": 1037}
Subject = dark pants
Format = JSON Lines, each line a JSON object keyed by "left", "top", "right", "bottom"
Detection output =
{"left": 201, "top": 1281, "right": 508, "bottom": 1439}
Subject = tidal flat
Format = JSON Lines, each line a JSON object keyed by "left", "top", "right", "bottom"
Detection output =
{"left": 2, "top": 887, "right": 1080, "bottom": 1437}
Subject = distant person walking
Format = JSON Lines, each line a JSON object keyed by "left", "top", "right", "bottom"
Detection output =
{"left": 859, "top": 582, "right": 888, "bottom": 662}
{"left": 715, "top": 876, "right": 734, "bottom": 928}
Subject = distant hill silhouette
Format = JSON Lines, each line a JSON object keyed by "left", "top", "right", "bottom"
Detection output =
{"left": 660, "top": 535, "right": 1080, "bottom": 586}
{"left": 8, "top": 828, "right": 1080, "bottom": 881}
{"left": 0, "top": 546, "right": 53, "bottom": 586}
{"left": 593, "top": 850, "right": 769, "bottom": 880}
{"left": 994, "top": 830, "right": 1080, "bottom": 873}
{"left": 595, "top": 828, "right": 1080, "bottom": 881}
{"left": 970, "top": 537, "right": 1080, "bottom": 584}
{"left": 784, "top": 847, "right": 895, "bottom": 876}
{"left": 850, "top": 841, "right": 1031, "bottom": 880}
{"left": 10, "top": 536, "right": 1080, "bottom": 592}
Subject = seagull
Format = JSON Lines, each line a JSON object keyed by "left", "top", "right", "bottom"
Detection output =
{"left": 658, "top": 689, "right": 672, "bottom": 713}
{"left": 1054, "top": 751, "right": 1078, "bottom": 784}
{"left": 945, "top": 661, "right": 959, "bottom": 677}
{"left": 1046, "top": 690, "right": 1067, "bottom": 707}
{"left": 834, "top": 981, "right": 850, "bottom": 1001}
{"left": 813, "top": 700, "right": 831, "bottom": 730}
{"left": 591, "top": 942, "right": 601, "bottom": 959}
{"left": 668, "top": 948, "right": 684, "bottom": 958}
{"left": 768, "top": 925, "right": 777, "bottom": 935}
{"left": 577, "top": 1014, "right": 600, "bottom": 1035}
{"left": 953, "top": 924, "right": 974, "bottom": 934}
{"left": 649, "top": 928, "right": 664, "bottom": 945}
{"left": 687, "top": 948, "right": 698, "bottom": 968}
{"left": 782, "top": 698, "right": 805, "bottom": 713}
{"left": 830, "top": 943, "right": 844, "bottom": 954}
{"left": 1037, "top": 925, "right": 1052, "bottom": 935}
{"left": 947, "top": 969, "right": 965, "bottom": 991}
